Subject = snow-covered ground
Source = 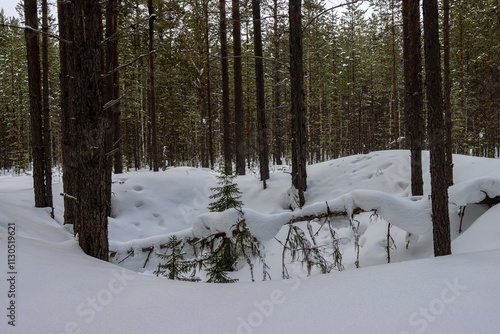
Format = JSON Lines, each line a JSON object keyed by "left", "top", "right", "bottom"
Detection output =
{"left": 1, "top": 150, "right": 500, "bottom": 333}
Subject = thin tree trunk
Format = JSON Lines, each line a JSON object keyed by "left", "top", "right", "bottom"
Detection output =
{"left": 220, "top": 0, "right": 232, "bottom": 174}
{"left": 403, "top": 0, "right": 424, "bottom": 196}
{"left": 252, "top": 0, "right": 269, "bottom": 186}
{"left": 24, "top": 0, "right": 46, "bottom": 208}
{"left": 487, "top": 58, "right": 495, "bottom": 158}
{"left": 289, "top": 0, "right": 307, "bottom": 207}
{"left": 205, "top": 1, "right": 214, "bottom": 169}
{"left": 42, "top": 0, "right": 53, "bottom": 215}
{"left": 112, "top": 0, "right": 122, "bottom": 174}
{"left": 443, "top": 0, "right": 453, "bottom": 184}
{"left": 423, "top": 0, "right": 451, "bottom": 257}
{"left": 391, "top": 0, "right": 399, "bottom": 148}
{"left": 233, "top": 0, "right": 245, "bottom": 175}
{"left": 273, "top": 0, "right": 282, "bottom": 165}
{"left": 58, "top": 0, "right": 77, "bottom": 226}
{"left": 148, "top": 0, "right": 159, "bottom": 172}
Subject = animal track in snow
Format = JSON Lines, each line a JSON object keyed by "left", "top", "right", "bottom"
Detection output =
{"left": 133, "top": 185, "right": 144, "bottom": 191}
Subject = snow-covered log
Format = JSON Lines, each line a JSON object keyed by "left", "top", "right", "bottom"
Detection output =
{"left": 192, "top": 190, "right": 432, "bottom": 241}
{"left": 449, "top": 177, "right": 500, "bottom": 207}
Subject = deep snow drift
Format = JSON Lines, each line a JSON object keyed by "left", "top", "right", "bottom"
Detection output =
{"left": 1, "top": 150, "right": 500, "bottom": 333}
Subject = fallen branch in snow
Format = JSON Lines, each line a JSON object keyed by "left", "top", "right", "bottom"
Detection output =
{"left": 478, "top": 193, "right": 500, "bottom": 207}
{"left": 286, "top": 207, "right": 366, "bottom": 225}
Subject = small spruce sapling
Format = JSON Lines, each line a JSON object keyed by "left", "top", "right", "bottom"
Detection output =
{"left": 154, "top": 235, "right": 194, "bottom": 280}
{"left": 206, "top": 251, "right": 238, "bottom": 283}
{"left": 208, "top": 169, "right": 243, "bottom": 212}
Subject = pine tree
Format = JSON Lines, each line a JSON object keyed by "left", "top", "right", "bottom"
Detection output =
{"left": 208, "top": 169, "right": 243, "bottom": 212}
{"left": 155, "top": 235, "right": 194, "bottom": 280}
{"left": 206, "top": 252, "right": 238, "bottom": 283}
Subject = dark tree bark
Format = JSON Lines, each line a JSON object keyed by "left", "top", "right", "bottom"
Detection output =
{"left": 289, "top": 0, "right": 307, "bottom": 207}
{"left": 252, "top": 0, "right": 270, "bottom": 186}
{"left": 24, "top": 0, "right": 46, "bottom": 208}
{"left": 58, "top": 0, "right": 77, "bottom": 226}
{"left": 220, "top": 0, "right": 232, "bottom": 174}
{"left": 148, "top": 0, "right": 159, "bottom": 172}
{"left": 104, "top": 0, "right": 114, "bottom": 217}
{"left": 423, "top": 0, "right": 451, "bottom": 257}
{"left": 71, "top": 0, "right": 109, "bottom": 260}
{"left": 204, "top": 0, "right": 215, "bottom": 169}
{"left": 443, "top": 0, "right": 453, "bottom": 185}
{"left": 272, "top": 0, "right": 282, "bottom": 165}
{"left": 403, "top": 0, "right": 424, "bottom": 196}
{"left": 391, "top": 0, "right": 399, "bottom": 148}
{"left": 233, "top": 0, "right": 245, "bottom": 175}
{"left": 110, "top": 0, "right": 122, "bottom": 174}
{"left": 41, "top": 0, "right": 53, "bottom": 215}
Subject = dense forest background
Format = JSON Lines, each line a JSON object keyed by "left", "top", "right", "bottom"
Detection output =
{"left": 0, "top": 0, "right": 498, "bottom": 174}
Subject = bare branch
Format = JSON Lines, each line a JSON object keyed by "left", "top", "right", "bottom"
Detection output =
{"left": 0, "top": 23, "right": 72, "bottom": 44}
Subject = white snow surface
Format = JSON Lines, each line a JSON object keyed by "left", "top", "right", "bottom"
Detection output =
{"left": 448, "top": 176, "right": 500, "bottom": 207}
{"left": 1, "top": 150, "right": 500, "bottom": 333}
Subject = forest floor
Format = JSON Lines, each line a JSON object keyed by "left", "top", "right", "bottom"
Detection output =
{"left": 1, "top": 150, "right": 499, "bottom": 333}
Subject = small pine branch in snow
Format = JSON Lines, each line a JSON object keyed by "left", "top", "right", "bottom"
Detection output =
{"left": 189, "top": 220, "right": 265, "bottom": 282}
{"left": 283, "top": 225, "right": 333, "bottom": 276}
{"left": 208, "top": 170, "right": 243, "bottom": 212}
{"left": 206, "top": 251, "right": 238, "bottom": 283}
{"left": 154, "top": 236, "right": 195, "bottom": 281}
{"left": 326, "top": 220, "right": 344, "bottom": 272}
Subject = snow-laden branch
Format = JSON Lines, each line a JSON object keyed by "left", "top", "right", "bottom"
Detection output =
{"left": 448, "top": 177, "right": 500, "bottom": 208}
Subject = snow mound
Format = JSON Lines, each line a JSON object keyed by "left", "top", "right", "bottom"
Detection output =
{"left": 453, "top": 204, "right": 500, "bottom": 254}
{"left": 448, "top": 176, "right": 500, "bottom": 207}
{"left": 301, "top": 190, "right": 431, "bottom": 235}
{"left": 192, "top": 208, "right": 293, "bottom": 241}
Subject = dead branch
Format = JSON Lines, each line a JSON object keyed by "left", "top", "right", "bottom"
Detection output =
{"left": 0, "top": 23, "right": 72, "bottom": 43}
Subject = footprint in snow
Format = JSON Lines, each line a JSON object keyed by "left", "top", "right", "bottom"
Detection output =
{"left": 133, "top": 185, "right": 144, "bottom": 191}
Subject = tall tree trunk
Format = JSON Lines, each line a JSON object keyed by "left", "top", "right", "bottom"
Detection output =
{"left": 272, "top": 0, "right": 282, "bottom": 165}
{"left": 289, "top": 0, "right": 307, "bottom": 207}
{"left": 104, "top": 0, "right": 114, "bottom": 217}
{"left": 391, "top": 0, "right": 399, "bottom": 148}
{"left": 443, "top": 0, "right": 453, "bottom": 185}
{"left": 403, "top": 0, "right": 424, "bottom": 196}
{"left": 204, "top": 0, "right": 214, "bottom": 169}
{"left": 71, "top": 0, "right": 109, "bottom": 260}
{"left": 24, "top": 0, "right": 46, "bottom": 208}
{"left": 42, "top": 0, "right": 53, "bottom": 215}
{"left": 58, "top": 0, "right": 77, "bottom": 226}
{"left": 112, "top": 0, "right": 122, "bottom": 174}
{"left": 148, "top": 0, "right": 159, "bottom": 172}
{"left": 487, "top": 58, "right": 495, "bottom": 158}
{"left": 423, "top": 0, "right": 451, "bottom": 257}
{"left": 220, "top": 0, "right": 232, "bottom": 174}
{"left": 252, "top": 0, "right": 269, "bottom": 186}
{"left": 233, "top": 0, "right": 245, "bottom": 175}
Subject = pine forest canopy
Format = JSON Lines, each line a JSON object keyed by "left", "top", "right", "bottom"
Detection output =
{"left": 1, "top": 0, "right": 498, "bottom": 174}
{"left": 0, "top": 0, "right": 498, "bottom": 259}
